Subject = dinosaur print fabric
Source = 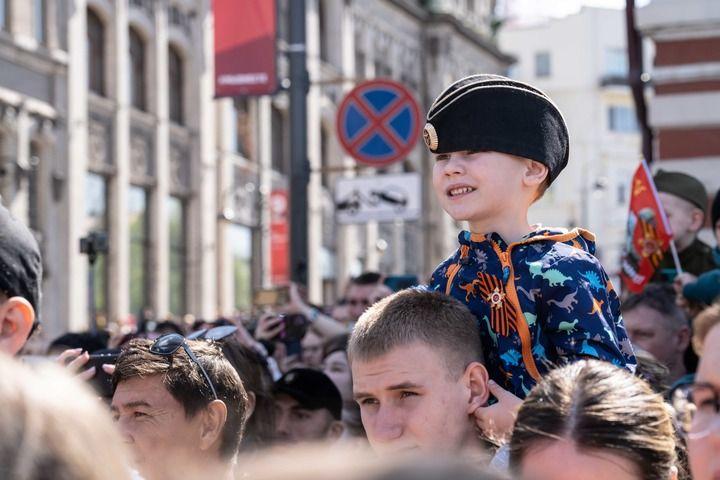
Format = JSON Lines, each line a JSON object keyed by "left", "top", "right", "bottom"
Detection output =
{"left": 429, "top": 227, "right": 636, "bottom": 399}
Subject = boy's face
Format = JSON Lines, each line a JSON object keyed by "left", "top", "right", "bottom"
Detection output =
{"left": 658, "top": 192, "right": 702, "bottom": 242}
{"left": 351, "top": 341, "right": 482, "bottom": 455}
{"left": 432, "top": 150, "right": 529, "bottom": 230}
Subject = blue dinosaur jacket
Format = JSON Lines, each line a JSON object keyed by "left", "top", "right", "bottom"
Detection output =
{"left": 429, "top": 227, "right": 636, "bottom": 399}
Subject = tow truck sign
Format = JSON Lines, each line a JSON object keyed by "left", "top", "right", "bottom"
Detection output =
{"left": 334, "top": 173, "right": 421, "bottom": 224}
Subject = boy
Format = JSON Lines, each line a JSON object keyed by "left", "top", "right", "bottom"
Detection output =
{"left": 349, "top": 288, "right": 492, "bottom": 457}
{"left": 425, "top": 74, "right": 635, "bottom": 399}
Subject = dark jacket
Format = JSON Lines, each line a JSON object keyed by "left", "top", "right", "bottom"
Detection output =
{"left": 652, "top": 238, "right": 716, "bottom": 283}
{"left": 429, "top": 227, "right": 636, "bottom": 399}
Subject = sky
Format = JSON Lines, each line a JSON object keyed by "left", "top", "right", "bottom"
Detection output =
{"left": 499, "top": 0, "right": 653, "bottom": 24}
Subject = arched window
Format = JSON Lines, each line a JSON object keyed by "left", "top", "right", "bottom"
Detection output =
{"left": 87, "top": 9, "right": 105, "bottom": 95}
{"left": 129, "top": 28, "right": 146, "bottom": 110}
{"left": 168, "top": 45, "right": 184, "bottom": 124}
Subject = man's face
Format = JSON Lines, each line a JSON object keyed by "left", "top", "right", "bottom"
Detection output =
{"left": 432, "top": 150, "right": 529, "bottom": 232}
{"left": 112, "top": 375, "right": 207, "bottom": 480}
{"left": 623, "top": 305, "right": 685, "bottom": 368}
{"left": 658, "top": 192, "right": 700, "bottom": 243}
{"left": 274, "top": 393, "right": 335, "bottom": 443}
{"left": 352, "top": 342, "right": 477, "bottom": 455}
{"left": 346, "top": 284, "right": 379, "bottom": 322}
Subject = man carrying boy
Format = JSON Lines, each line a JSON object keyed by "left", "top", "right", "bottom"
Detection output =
{"left": 349, "top": 288, "right": 493, "bottom": 458}
{"left": 424, "top": 74, "right": 635, "bottom": 400}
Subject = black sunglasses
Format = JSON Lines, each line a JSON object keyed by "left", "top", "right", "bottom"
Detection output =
{"left": 187, "top": 325, "right": 238, "bottom": 342}
{"left": 150, "top": 333, "right": 218, "bottom": 400}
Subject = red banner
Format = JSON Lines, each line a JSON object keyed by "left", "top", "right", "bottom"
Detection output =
{"left": 620, "top": 160, "right": 674, "bottom": 293}
{"left": 213, "top": 0, "right": 277, "bottom": 97}
{"left": 270, "top": 189, "right": 289, "bottom": 285}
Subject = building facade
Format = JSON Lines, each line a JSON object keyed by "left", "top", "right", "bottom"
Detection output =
{"left": 500, "top": 7, "right": 644, "bottom": 275}
{"left": 638, "top": 0, "right": 720, "bottom": 215}
{"left": 0, "top": 0, "right": 510, "bottom": 344}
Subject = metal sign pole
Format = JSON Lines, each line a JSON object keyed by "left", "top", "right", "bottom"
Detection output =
{"left": 288, "top": 0, "right": 309, "bottom": 285}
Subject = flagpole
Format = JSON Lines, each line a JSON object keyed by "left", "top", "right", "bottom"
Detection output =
{"left": 669, "top": 240, "right": 684, "bottom": 275}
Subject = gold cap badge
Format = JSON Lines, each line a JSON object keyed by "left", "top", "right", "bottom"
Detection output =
{"left": 423, "top": 123, "right": 438, "bottom": 151}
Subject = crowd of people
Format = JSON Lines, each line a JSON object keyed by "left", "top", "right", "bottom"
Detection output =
{"left": 0, "top": 73, "right": 719, "bottom": 480}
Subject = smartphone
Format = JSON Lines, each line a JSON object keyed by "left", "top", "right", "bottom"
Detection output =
{"left": 254, "top": 287, "right": 290, "bottom": 307}
{"left": 278, "top": 313, "right": 309, "bottom": 343}
{"left": 87, "top": 351, "right": 119, "bottom": 399}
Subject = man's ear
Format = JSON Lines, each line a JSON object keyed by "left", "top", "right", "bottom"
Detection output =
{"left": 198, "top": 400, "right": 228, "bottom": 452}
{"left": 326, "top": 420, "right": 344, "bottom": 441}
{"left": 464, "top": 361, "right": 490, "bottom": 407}
{"left": 0, "top": 297, "right": 35, "bottom": 356}
{"left": 676, "top": 325, "right": 691, "bottom": 353}
{"left": 523, "top": 159, "right": 549, "bottom": 188}
{"left": 245, "top": 391, "right": 257, "bottom": 421}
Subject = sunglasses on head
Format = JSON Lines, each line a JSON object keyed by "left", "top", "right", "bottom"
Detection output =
{"left": 187, "top": 325, "right": 238, "bottom": 342}
{"left": 149, "top": 333, "right": 218, "bottom": 400}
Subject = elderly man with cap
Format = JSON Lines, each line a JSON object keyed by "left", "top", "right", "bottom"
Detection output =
{"left": 653, "top": 170, "right": 715, "bottom": 282}
{"left": 273, "top": 368, "right": 344, "bottom": 444}
{"left": 0, "top": 203, "right": 42, "bottom": 355}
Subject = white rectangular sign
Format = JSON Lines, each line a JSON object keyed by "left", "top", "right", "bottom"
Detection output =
{"left": 334, "top": 173, "right": 421, "bottom": 224}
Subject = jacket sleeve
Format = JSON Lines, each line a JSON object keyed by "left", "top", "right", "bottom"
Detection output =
{"left": 426, "top": 252, "right": 456, "bottom": 294}
{"left": 542, "top": 252, "right": 636, "bottom": 372}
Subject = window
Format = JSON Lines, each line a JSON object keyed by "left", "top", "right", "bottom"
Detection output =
{"left": 320, "top": 127, "right": 330, "bottom": 188}
{"left": 34, "top": 0, "right": 45, "bottom": 44}
{"left": 167, "top": 196, "right": 186, "bottom": 316}
{"left": 319, "top": 0, "right": 328, "bottom": 63}
{"left": 608, "top": 106, "right": 638, "bottom": 133}
{"left": 355, "top": 48, "right": 366, "bottom": 80}
{"left": 28, "top": 142, "right": 41, "bottom": 231}
{"left": 128, "top": 186, "right": 149, "bottom": 315}
{"left": 227, "top": 224, "right": 252, "bottom": 311}
{"left": 535, "top": 51, "right": 551, "bottom": 78}
{"left": 85, "top": 173, "right": 108, "bottom": 320}
{"left": 0, "top": 0, "right": 7, "bottom": 30}
{"left": 87, "top": 9, "right": 105, "bottom": 95}
{"left": 271, "top": 106, "right": 289, "bottom": 174}
{"left": 230, "top": 98, "right": 252, "bottom": 159}
{"left": 129, "top": 28, "right": 146, "bottom": 110}
{"left": 605, "top": 48, "right": 627, "bottom": 78}
{"left": 168, "top": 45, "right": 184, "bottom": 124}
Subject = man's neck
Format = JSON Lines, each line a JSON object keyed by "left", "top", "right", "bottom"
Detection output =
{"left": 667, "top": 359, "right": 688, "bottom": 386}
{"left": 676, "top": 234, "right": 697, "bottom": 252}
{"left": 468, "top": 212, "right": 533, "bottom": 245}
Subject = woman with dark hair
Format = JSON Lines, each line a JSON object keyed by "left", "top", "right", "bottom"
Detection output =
{"left": 322, "top": 334, "right": 365, "bottom": 439}
{"left": 509, "top": 360, "right": 679, "bottom": 480}
{"left": 219, "top": 337, "right": 277, "bottom": 450}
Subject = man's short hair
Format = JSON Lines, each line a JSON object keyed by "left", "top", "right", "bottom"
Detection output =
{"left": 113, "top": 339, "right": 249, "bottom": 459}
{"left": 348, "top": 288, "right": 483, "bottom": 375}
{"left": 622, "top": 284, "right": 688, "bottom": 330}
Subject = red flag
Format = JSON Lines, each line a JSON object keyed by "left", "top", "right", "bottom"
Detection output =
{"left": 620, "top": 159, "right": 673, "bottom": 293}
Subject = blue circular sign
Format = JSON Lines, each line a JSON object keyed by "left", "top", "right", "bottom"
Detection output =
{"left": 336, "top": 79, "right": 421, "bottom": 167}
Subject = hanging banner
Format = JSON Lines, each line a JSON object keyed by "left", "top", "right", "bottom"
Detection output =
{"left": 214, "top": 0, "right": 277, "bottom": 97}
{"left": 270, "top": 189, "right": 289, "bottom": 285}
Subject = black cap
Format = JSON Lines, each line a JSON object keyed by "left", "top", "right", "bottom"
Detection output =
{"left": 274, "top": 368, "right": 343, "bottom": 420}
{"left": 653, "top": 170, "right": 708, "bottom": 216}
{"left": 711, "top": 189, "right": 720, "bottom": 228}
{"left": 0, "top": 203, "right": 42, "bottom": 329}
{"left": 423, "top": 74, "right": 569, "bottom": 184}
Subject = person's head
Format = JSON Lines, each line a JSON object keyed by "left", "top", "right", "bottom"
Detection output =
{"left": 346, "top": 272, "right": 392, "bottom": 322}
{"left": 219, "top": 337, "right": 276, "bottom": 450}
{"left": 424, "top": 74, "right": 568, "bottom": 229}
{"left": 683, "top": 323, "right": 720, "bottom": 480}
{"left": 622, "top": 284, "right": 689, "bottom": 378}
{"left": 348, "top": 288, "right": 489, "bottom": 455}
{"left": 111, "top": 338, "right": 249, "bottom": 480}
{"left": 0, "top": 203, "right": 42, "bottom": 355}
{"left": 683, "top": 270, "right": 720, "bottom": 307}
{"left": 323, "top": 334, "right": 352, "bottom": 404}
{"left": 0, "top": 354, "right": 132, "bottom": 479}
{"left": 692, "top": 301, "right": 720, "bottom": 356}
{"left": 301, "top": 330, "right": 324, "bottom": 368}
{"left": 273, "top": 368, "right": 344, "bottom": 444}
{"left": 47, "top": 331, "right": 109, "bottom": 356}
{"left": 509, "top": 360, "right": 678, "bottom": 480}
{"left": 654, "top": 170, "right": 708, "bottom": 247}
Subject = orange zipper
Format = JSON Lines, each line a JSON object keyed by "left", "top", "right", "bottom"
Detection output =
{"left": 445, "top": 244, "right": 470, "bottom": 296}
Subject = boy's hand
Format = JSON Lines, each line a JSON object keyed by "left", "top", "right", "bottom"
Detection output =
{"left": 468, "top": 380, "right": 523, "bottom": 441}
